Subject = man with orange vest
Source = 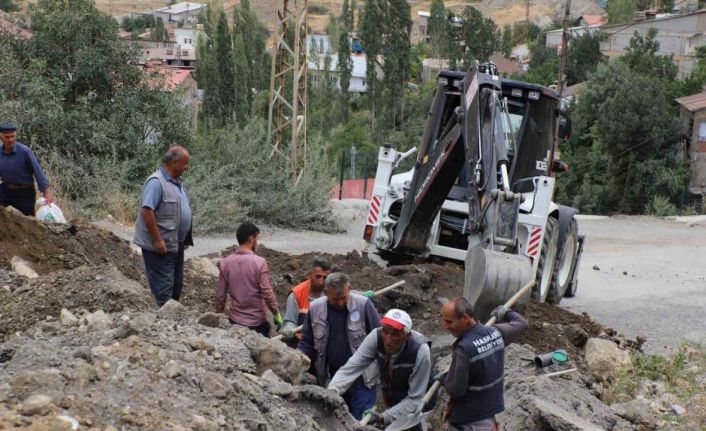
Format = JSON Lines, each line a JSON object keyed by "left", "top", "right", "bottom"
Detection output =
{"left": 278, "top": 258, "right": 332, "bottom": 343}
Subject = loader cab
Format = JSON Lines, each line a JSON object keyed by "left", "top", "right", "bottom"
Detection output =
{"left": 499, "top": 79, "right": 561, "bottom": 193}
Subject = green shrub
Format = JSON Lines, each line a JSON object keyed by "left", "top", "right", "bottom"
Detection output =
{"left": 308, "top": 4, "right": 329, "bottom": 14}
{"left": 646, "top": 195, "right": 677, "bottom": 217}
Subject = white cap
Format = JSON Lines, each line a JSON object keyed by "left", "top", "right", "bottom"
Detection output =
{"left": 380, "top": 309, "right": 413, "bottom": 333}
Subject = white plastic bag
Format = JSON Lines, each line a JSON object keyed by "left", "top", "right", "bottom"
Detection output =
{"left": 35, "top": 198, "right": 67, "bottom": 224}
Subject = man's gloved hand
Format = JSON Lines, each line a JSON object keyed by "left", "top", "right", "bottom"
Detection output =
{"left": 363, "top": 409, "right": 384, "bottom": 426}
{"left": 273, "top": 313, "right": 284, "bottom": 326}
{"left": 279, "top": 328, "right": 296, "bottom": 342}
{"left": 433, "top": 371, "right": 448, "bottom": 382}
{"left": 362, "top": 290, "right": 376, "bottom": 300}
{"left": 492, "top": 305, "right": 510, "bottom": 323}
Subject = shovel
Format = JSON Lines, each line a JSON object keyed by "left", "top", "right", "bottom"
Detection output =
{"left": 272, "top": 280, "right": 406, "bottom": 341}
{"left": 375, "top": 280, "right": 536, "bottom": 431}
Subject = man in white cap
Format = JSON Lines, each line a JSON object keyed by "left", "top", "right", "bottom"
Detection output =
{"left": 328, "top": 308, "right": 432, "bottom": 429}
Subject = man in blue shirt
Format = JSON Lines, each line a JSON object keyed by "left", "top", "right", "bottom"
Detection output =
{"left": 0, "top": 122, "right": 53, "bottom": 216}
{"left": 133, "top": 146, "right": 193, "bottom": 306}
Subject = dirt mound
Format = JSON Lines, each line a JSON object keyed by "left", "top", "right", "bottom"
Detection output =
{"left": 0, "top": 265, "right": 153, "bottom": 341}
{"left": 0, "top": 308, "right": 361, "bottom": 431}
{"left": 0, "top": 207, "right": 143, "bottom": 280}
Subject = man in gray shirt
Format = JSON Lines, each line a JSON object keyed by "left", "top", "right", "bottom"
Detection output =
{"left": 133, "top": 146, "right": 193, "bottom": 306}
{"left": 328, "top": 309, "right": 431, "bottom": 429}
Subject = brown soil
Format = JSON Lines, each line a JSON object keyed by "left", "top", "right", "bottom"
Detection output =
{"left": 0, "top": 208, "right": 143, "bottom": 281}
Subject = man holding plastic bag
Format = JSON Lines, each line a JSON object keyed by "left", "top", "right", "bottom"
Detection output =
{"left": 0, "top": 122, "right": 54, "bottom": 217}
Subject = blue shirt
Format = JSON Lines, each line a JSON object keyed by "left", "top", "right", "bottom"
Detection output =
{"left": 0, "top": 143, "right": 50, "bottom": 192}
{"left": 141, "top": 167, "right": 192, "bottom": 242}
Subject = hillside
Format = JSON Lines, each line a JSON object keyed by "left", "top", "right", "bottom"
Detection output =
{"left": 86, "top": 0, "right": 601, "bottom": 33}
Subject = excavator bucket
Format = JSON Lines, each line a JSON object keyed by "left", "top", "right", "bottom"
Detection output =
{"left": 464, "top": 245, "right": 533, "bottom": 323}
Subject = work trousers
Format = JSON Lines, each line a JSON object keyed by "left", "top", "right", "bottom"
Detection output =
{"left": 341, "top": 376, "right": 377, "bottom": 421}
{"left": 229, "top": 319, "right": 270, "bottom": 337}
{"left": 448, "top": 417, "right": 498, "bottom": 431}
{"left": 142, "top": 243, "right": 184, "bottom": 307}
{"left": 0, "top": 185, "right": 35, "bottom": 216}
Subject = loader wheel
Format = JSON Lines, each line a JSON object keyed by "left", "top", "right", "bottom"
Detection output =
{"left": 533, "top": 217, "right": 559, "bottom": 303}
{"left": 547, "top": 217, "right": 579, "bottom": 304}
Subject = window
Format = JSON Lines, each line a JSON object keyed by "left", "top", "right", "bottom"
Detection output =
{"left": 698, "top": 122, "right": 706, "bottom": 142}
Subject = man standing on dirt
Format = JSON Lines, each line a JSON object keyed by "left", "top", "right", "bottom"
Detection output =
{"left": 134, "top": 146, "right": 193, "bottom": 307}
{"left": 0, "top": 122, "right": 53, "bottom": 216}
{"left": 278, "top": 258, "right": 332, "bottom": 344}
{"left": 327, "top": 309, "right": 432, "bottom": 430}
{"left": 298, "top": 272, "right": 380, "bottom": 420}
{"left": 440, "top": 298, "right": 528, "bottom": 431}
{"left": 215, "top": 222, "right": 283, "bottom": 337}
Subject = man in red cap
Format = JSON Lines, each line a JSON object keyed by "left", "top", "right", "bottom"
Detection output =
{"left": 328, "top": 308, "right": 432, "bottom": 429}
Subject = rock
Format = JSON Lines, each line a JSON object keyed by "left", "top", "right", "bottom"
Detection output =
{"left": 531, "top": 398, "right": 604, "bottom": 431}
{"left": 190, "top": 257, "right": 220, "bottom": 278}
{"left": 592, "top": 265, "right": 600, "bottom": 271}
{"left": 249, "top": 339, "right": 310, "bottom": 384}
{"left": 84, "top": 310, "right": 112, "bottom": 330}
{"left": 200, "top": 373, "right": 230, "bottom": 398}
{"left": 405, "top": 273, "right": 432, "bottom": 290}
{"left": 189, "top": 339, "right": 216, "bottom": 355}
{"left": 20, "top": 394, "right": 53, "bottom": 416}
{"left": 386, "top": 266, "right": 409, "bottom": 276}
{"left": 158, "top": 299, "right": 186, "bottom": 319}
{"left": 197, "top": 312, "right": 222, "bottom": 328}
{"left": 672, "top": 404, "right": 686, "bottom": 416}
{"left": 129, "top": 313, "right": 155, "bottom": 332}
{"left": 192, "top": 414, "right": 218, "bottom": 431}
{"left": 564, "top": 324, "right": 589, "bottom": 347}
{"left": 165, "top": 360, "right": 182, "bottom": 378}
{"left": 261, "top": 369, "right": 295, "bottom": 396}
{"left": 611, "top": 399, "right": 659, "bottom": 427}
{"left": 10, "top": 256, "right": 39, "bottom": 279}
{"left": 60, "top": 308, "right": 78, "bottom": 327}
{"left": 585, "top": 338, "right": 632, "bottom": 381}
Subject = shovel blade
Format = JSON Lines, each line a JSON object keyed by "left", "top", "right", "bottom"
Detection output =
{"left": 464, "top": 245, "right": 533, "bottom": 323}
{"left": 384, "top": 411, "right": 430, "bottom": 431}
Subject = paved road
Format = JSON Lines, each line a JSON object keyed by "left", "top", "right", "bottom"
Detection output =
{"left": 96, "top": 202, "right": 706, "bottom": 354}
{"left": 561, "top": 215, "right": 706, "bottom": 354}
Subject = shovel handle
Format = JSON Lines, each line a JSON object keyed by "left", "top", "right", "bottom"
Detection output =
{"left": 360, "top": 411, "right": 374, "bottom": 425}
{"left": 422, "top": 280, "right": 536, "bottom": 403}
{"left": 271, "top": 324, "right": 303, "bottom": 341}
{"left": 372, "top": 280, "right": 405, "bottom": 296}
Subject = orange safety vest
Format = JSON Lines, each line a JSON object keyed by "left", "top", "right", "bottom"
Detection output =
{"left": 291, "top": 279, "right": 312, "bottom": 314}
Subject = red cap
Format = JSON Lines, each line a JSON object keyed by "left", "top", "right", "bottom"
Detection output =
{"left": 380, "top": 317, "right": 405, "bottom": 331}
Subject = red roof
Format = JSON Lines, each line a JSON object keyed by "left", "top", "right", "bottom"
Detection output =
{"left": 144, "top": 66, "right": 193, "bottom": 91}
{"left": 580, "top": 15, "right": 605, "bottom": 26}
{"left": 676, "top": 92, "right": 706, "bottom": 112}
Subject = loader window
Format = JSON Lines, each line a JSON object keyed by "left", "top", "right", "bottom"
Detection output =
{"left": 509, "top": 95, "right": 556, "bottom": 185}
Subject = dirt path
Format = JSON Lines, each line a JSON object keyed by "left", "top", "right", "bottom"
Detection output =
{"left": 94, "top": 201, "right": 706, "bottom": 354}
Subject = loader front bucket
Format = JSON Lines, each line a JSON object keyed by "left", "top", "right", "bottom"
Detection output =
{"left": 464, "top": 245, "right": 533, "bottom": 323}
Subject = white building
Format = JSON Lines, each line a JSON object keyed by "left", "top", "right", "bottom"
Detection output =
{"left": 173, "top": 27, "right": 199, "bottom": 51}
{"left": 307, "top": 34, "right": 334, "bottom": 55}
{"left": 308, "top": 53, "right": 370, "bottom": 94}
{"left": 152, "top": 2, "right": 205, "bottom": 26}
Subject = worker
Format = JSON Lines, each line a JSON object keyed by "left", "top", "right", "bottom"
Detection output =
{"left": 0, "top": 122, "right": 53, "bottom": 216}
{"left": 278, "top": 258, "right": 332, "bottom": 344}
{"left": 440, "top": 297, "right": 528, "bottom": 431}
{"left": 298, "top": 272, "right": 380, "bottom": 420}
{"left": 328, "top": 309, "right": 431, "bottom": 430}
{"left": 134, "top": 146, "right": 193, "bottom": 307}
{"left": 215, "top": 222, "right": 283, "bottom": 336}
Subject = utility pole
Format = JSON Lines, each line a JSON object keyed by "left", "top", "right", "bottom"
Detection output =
{"left": 267, "top": 0, "right": 309, "bottom": 185}
{"left": 525, "top": 0, "right": 531, "bottom": 42}
{"left": 552, "top": 0, "right": 571, "bottom": 167}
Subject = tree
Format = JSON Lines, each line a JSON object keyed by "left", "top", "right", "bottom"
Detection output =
{"left": 359, "top": 0, "right": 384, "bottom": 132}
{"left": 429, "top": 0, "right": 450, "bottom": 60}
{"left": 557, "top": 62, "right": 687, "bottom": 214}
{"left": 520, "top": 41, "right": 559, "bottom": 86}
{"left": 566, "top": 31, "right": 605, "bottom": 85}
{"left": 233, "top": 0, "right": 269, "bottom": 110}
{"left": 620, "top": 29, "right": 677, "bottom": 81}
{"left": 501, "top": 24, "right": 513, "bottom": 58}
{"left": 150, "top": 17, "right": 168, "bottom": 42}
{"left": 337, "top": 31, "right": 353, "bottom": 117}
{"left": 214, "top": 11, "right": 236, "bottom": 126}
{"left": 460, "top": 6, "right": 499, "bottom": 66}
{"left": 381, "top": 0, "right": 413, "bottom": 129}
{"left": 607, "top": 0, "right": 636, "bottom": 24}
{"left": 0, "top": 0, "right": 18, "bottom": 12}
{"left": 233, "top": 34, "right": 249, "bottom": 123}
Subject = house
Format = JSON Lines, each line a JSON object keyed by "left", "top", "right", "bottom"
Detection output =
{"left": 676, "top": 90, "right": 706, "bottom": 193}
{"left": 135, "top": 40, "right": 197, "bottom": 68}
{"left": 421, "top": 58, "right": 450, "bottom": 83}
{"left": 578, "top": 14, "right": 606, "bottom": 27}
{"left": 600, "top": 10, "right": 706, "bottom": 78}
{"left": 307, "top": 34, "right": 334, "bottom": 55}
{"left": 144, "top": 64, "right": 201, "bottom": 134}
{"left": 489, "top": 54, "right": 521, "bottom": 77}
{"left": 172, "top": 27, "right": 199, "bottom": 51}
{"left": 151, "top": 2, "right": 205, "bottom": 26}
{"left": 413, "top": 11, "right": 431, "bottom": 44}
{"left": 545, "top": 23, "right": 604, "bottom": 50}
{"left": 308, "top": 53, "right": 372, "bottom": 94}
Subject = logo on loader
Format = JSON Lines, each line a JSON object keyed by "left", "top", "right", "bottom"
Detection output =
{"left": 526, "top": 227, "right": 542, "bottom": 257}
{"left": 368, "top": 196, "right": 382, "bottom": 225}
